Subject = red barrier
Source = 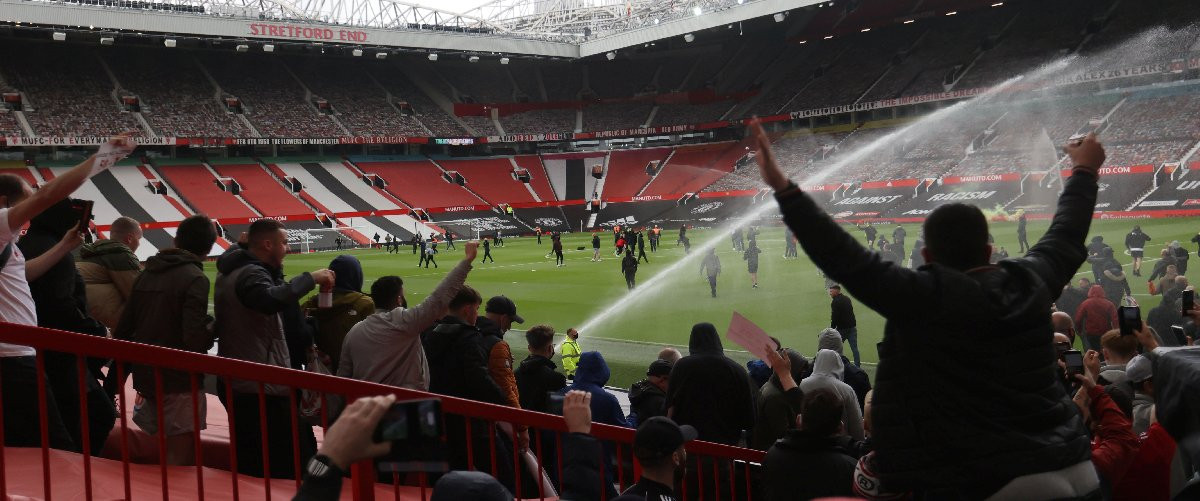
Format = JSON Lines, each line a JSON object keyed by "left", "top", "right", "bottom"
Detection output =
{"left": 0, "top": 323, "right": 765, "bottom": 500}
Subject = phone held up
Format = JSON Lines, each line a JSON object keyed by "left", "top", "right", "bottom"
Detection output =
{"left": 371, "top": 398, "right": 447, "bottom": 473}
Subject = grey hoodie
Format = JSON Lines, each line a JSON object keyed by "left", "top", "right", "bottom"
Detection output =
{"left": 336, "top": 260, "right": 470, "bottom": 390}
{"left": 799, "top": 349, "right": 864, "bottom": 441}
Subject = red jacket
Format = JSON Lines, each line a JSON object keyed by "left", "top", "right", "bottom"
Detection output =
{"left": 1075, "top": 285, "right": 1118, "bottom": 337}
{"left": 1087, "top": 385, "right": 1139, "bottom": 485}
{"left": 1113, "top": 423, "right": 1180, "bottom": 501}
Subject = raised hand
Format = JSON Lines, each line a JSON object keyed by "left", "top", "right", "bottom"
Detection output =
{"left": 750, "top": 119, "right": 789, "bottom": 192}
{"left": 463, "top": 241, "right": 479, "bottom": 262}
{"left": 1064, "top": 133, "right": 1105, "bottom": 176}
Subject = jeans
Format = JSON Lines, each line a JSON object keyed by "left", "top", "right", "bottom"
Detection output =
{"left": 841, "top": 327, "right": 861, "bottom": 367}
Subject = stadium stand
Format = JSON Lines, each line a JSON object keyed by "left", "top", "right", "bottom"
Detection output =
{"left": 641, "top": 141, "right": 746, "bottom": 196}
{"left": 459, "top": 115, "right": 498, "bottom": 136}
{"left": 209, "top": 162, "right": 316, "bottom": 217}
{"left": 198, "top": 53, "right": 343, "bottom": 138}
{"left": 502, "top": 108, "right": 578, "bottom": 134}
{"left": 540, "top": 62, "right": 584, "bottom": 101}
{"left": 952, "top": 0, "right": 1098, "bottom": 90}
{"left": 439, "top": 157, "right": 537, "bottom": 204}
{"left": 2, "top": 45, "right": 141, "bottom": 137}
{"left": 587, "top": 59, "right": 658, "bottom": 99}
{"left": 367, "top": 63, "right": 466, "bottom": 136}
{"left": 358, "top": 159, "right": 485, "bottom": 208}
{"left": 0, "top": 111, "right": 22, "bottom": 136}
{"left": 582, "top": 102, "right": 652, "bottom": 131}
{"left": 45, "top": 162, "right": 176, "bottom": 258}
{"left": 300, "top": 161, "right": 421, "bottom": 239}
{"left": 603, "top": 147, "right": 673, "bottom": 198}
{"left": 434, "top": 60, "right": 514, "bottom": 104}
{"left": 289, "top": 58, "right": 428, "bottom": 137}
{"left": 104, "top": 48, "right": 249, "bottom": 137}
{"left": 157, "top": 163, "right": 258, "bottom": 220}
{"left": 512, "top": 155, "right": 558, "bottom": 201}
{"left": 651, "top": 101, "right": 735, "bottom": 127}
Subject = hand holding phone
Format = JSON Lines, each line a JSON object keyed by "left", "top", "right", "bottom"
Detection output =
{"left": 1182, "top": 289, "right": 1194, "bottom": 316}
{"left": 1118, "top": 305, "right": 1142, "bottom": 336}
{"left": 1063, "top": 350, "right": 1084, "bottom": 378}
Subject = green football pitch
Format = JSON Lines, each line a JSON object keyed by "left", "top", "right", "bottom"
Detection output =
{"left": 203, "top": 216, "right": 1200, "bottom": 390}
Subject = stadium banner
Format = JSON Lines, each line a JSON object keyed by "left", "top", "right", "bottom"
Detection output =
{"left": 697, "top": 189, "right": 763, "bottom": 198}
{"left": 1058, "top": 164, "right": 1155, "bottom": 177}
{"left": 1053, "top": 61, "right": 1187, "bottom": 86}
{"left": 860, "top": 179, "right": 920, "bottom": 189}
{"left": 3, "top": 136, "right": 178, "bottom": 146}
{"left": 425, "top": 205, "right": 494, "bottom": 214}
{"left": 788, "top": 88, "right": 988, "bottom": 120}
{"left": 941, "top": 173, "right": 1021, "bottom": 184}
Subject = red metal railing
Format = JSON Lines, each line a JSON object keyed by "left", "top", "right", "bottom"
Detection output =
{"left": 0, "top": 323, "right": 765, "bottom": 500}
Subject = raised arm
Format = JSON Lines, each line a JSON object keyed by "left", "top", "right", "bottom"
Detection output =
{"left": 1020, "top": 135, "right": 1104, "bottom": 293}
{"left": 393, "top": 242, "right": 476, "bottom": 326}
{"left": 751, "top": 120, "right": 930, "bottom": 318}
{"left": 7, "top": 134, "right": 136, "bottom": 231}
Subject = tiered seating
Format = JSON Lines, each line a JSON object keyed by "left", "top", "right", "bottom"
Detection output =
{"left": 653, "top": 101, "right": 734, "bottom": 127}
{"left": 502, "top": 109, "right": 577, "bottom": 134}
{"left": 950, "top": 97, "right": 1116, "bottom": 175}
{"left": 0, "top": 162, "right": 37, "bottom": 186}
{"left": 1105, "top": 142, "right": 1193, "bottom": 167}
{"left": 508, "top": 63, "right": 542, "bottom": 99}
{"left": 439, "top": 158, "right": 535, "bottom": 204}
{"left": 3, "top": 46, "right": 141, "bottom": 137}
{"left": 603, "top": 147, "right": 671, "bottom": 197}
{"left": 512, "top": 155, "right": 557, "bottom": 201}
{"left": 436, "top": 61, "right": 513, "bottom": 103}
{"left": 359, "top": 160, "right": 484, "bottom": 208}
{"left": 540, "top": 62, "right": 583, "bottom": 101}
{"left": 158, "top": 164, "right": 258, "bottom": 219}
{"left": 368, "top": 64, "right": 465, "bottom": 136}
{"left": 290, "top": 59, "right": 427, "bottom": 136}
{"left": 656, "top": 57, "right": 695, "bottom": 93}
{"left": 210, "top": 163, "right": 314, "bottom": 217}
{"left": 788, "top": 27, "right": 923, "bottom": 111}
{"left": 860, "top": 8, "right": 1009, "bottom": 101}
{"left": 200, "top": 54, "right": 342, "bottom": 138}
{"left": 583, "top": 102, "right": 651, "bottom": 130}
{"left": 587, "top": 59, "right": 658, "bottom": 98}
{"left": 0, "top": 112, "right": 21, "bottom": 136}
{"left": 642, "top": 142, "right": 740, "bottom": 195}
{"left": 745, "top": 44, "right": 828, "bottom": 117}
{"left": 460, "top": 116, "right": 497, "bottom": 136}
{"left": 1079, "top": 0, "right": 1200, "bottom": 66}
{"left": 954, "top": 0, "right": 1098, "bottom": 90}
{"left": 104, "top": 48, "right": 247, "bottom": 137}
{"left": 1104, "top": 94, "right": 1200, "bottom": 143}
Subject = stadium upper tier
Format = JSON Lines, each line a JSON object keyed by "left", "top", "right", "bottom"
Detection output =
{"left": 0, "top": 0, "right": 1197, "bottom": 140}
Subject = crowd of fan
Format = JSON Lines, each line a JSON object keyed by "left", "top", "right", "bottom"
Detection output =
{"left": 502, "top": 109, "right": 578, "bottom": 134}
{"left": 0, "top": 112, "right": 20, "bottom": 136}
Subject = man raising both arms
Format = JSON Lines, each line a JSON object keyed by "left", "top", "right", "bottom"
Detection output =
{"left": 753, "top": 120, "right": 1104, "bottom": 498}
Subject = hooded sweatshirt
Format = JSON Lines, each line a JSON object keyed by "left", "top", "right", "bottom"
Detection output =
{"left": 563, "top": 352, "right": 629, "bottom": 427}
{"left": 214, "top": 247, "right": 316, "bottom": 395}
{"left": 112, "top": 248, "right": 212, "bottom": 396}
{"left": 301, "top": 255, "right": 373, "bottom": 371}
{"left": 337, "top": 260, "right": 470, "bottom": 390}
{"left": 666, "top": 323, "right": 757, "bottom": 445}
{"left": 800, "top": 350, "right": 864, "bottom": 441}
{"left": 1075, "top": 285, "right": 1118, "bottom": 337}
{"left": 77, "top": 238, "right": 142, "bottom": 329}
{"left": 628, "top": 378, "right": 667, "bottom": 426}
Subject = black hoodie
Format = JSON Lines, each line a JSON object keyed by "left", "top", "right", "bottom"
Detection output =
{"left": 514, "top": 354, "right": 566, "bottom": 413}
{"left": 628, "top": 378, "right": 666, "bottom": 426}
{"left": 665, "top": 323, "right": 757, "bottom": 445}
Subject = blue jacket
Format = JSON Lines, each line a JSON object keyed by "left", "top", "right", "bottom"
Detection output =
{"left": 562, "top": 351, "right": 629, "bottom": 428}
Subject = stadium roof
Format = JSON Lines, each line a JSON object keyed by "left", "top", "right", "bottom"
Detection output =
{"left": 0, "top": 0, "right": 823, "bottom": 57}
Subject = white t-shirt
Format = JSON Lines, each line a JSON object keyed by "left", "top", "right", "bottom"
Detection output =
{"left": 0, "top": 208, "right": 37, "bottom": 357}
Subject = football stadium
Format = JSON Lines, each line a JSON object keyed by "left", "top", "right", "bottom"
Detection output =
{"left": 0, "top": 0, "right": 1198, "bottom": 498}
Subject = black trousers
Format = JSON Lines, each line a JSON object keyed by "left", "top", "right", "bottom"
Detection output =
{"left": 221, "top": 388, "right": 316, "bottom": 479}
{"left": 638, "top": 248, "right": 648, "bottom": 263}
{"left": 425, "top": 255, "right": 438, "bottom": 268}
{"left": 45, "top": 351, "right": 115, "bottom": 454}
{"left": 1, "top": 356, "right": 76, "bottom": 451}
{"left": 707, "top": 275, "right": 718, "bottom": 297}
{"left": 555, "top": 250, "right": 564, "bottom": 265}
{"left": 483, "top": 250, "right": 494, "bottom": 263}
{"left": 625, "top": 272, "right": 636, "bottom": 289}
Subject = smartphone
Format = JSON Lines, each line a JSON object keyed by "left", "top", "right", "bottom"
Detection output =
{"left": 1172, "top": 325, "right": 1186, "bottom": 345}
{"left": 72, "top": 199, "right": 94, "bottom": 232}
{"left": 372, "top": 398, "right": 446, "bottom": 473}
{"left": 1183, "top": 289, "right": 1194, "bottom": 316}
{"left": 547, "top": 392, "right": 565, "bottom": 415}
{"left": 1118, "top": 305, "right": 1142, "bottom": 336}
{"left": 1063, "top": 349, "right": 1084, "bottom": 378}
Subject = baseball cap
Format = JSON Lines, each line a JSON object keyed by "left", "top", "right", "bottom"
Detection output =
{"left": 633, "top": 417, "right": 697, "bottom": 460}
{"left": 485, "top": 296, "right": 524, "bottom": 324}
{"left": 1125, "top": 354, "right": 1152, "bottom": 384}
{"left": 647, "top": 359, "right": 672, "bottom": 377}
{"left": 828, "top": 284, "right": 841, "bottom": 290}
